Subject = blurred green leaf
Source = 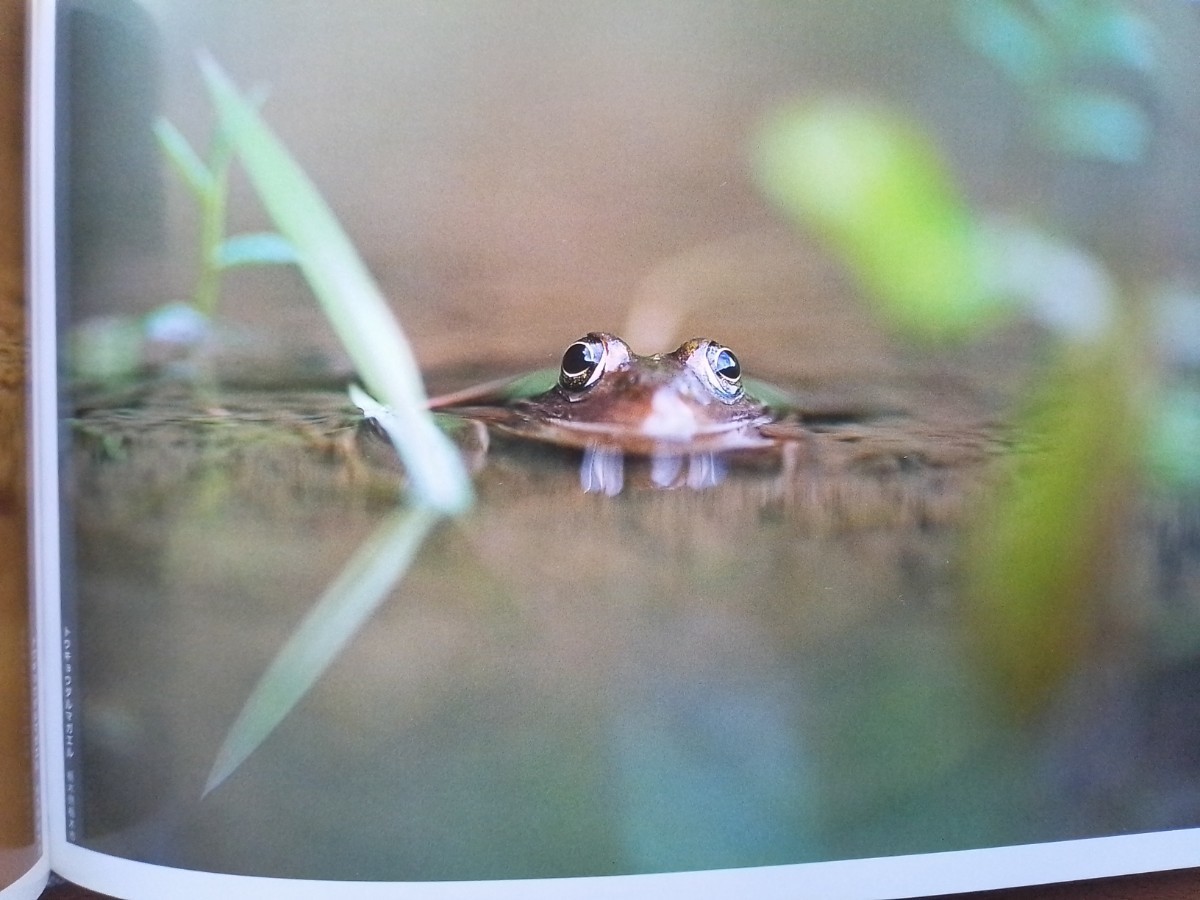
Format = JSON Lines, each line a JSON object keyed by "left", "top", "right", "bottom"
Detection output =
{"left": 498, "top": 368, "right": 558, "bottom": 400}
{"left": 753, "top": 102, "right": 996, "bottom": 340}
{"left": 1079, "top": 6, "right": 1156, "bottom": 73}
{"left": 1146, "top": 386, "right": 1200, "bottom": 488}
{"left": 215, "top": 231, "right": 299, "bottom": 269}
{"left": 1039, "top": 90, "right": 1149, "bottom": 164}
{"left": 70, "top": 315, "right": 144, "bottom": 383}
{"left": 204, "top": 505, "right": 441, "bottom": 795}
{"left": 153, "top": 117, "right": 214, "bottom": 198}
{"left": 959, "top": 1, "right": 1158, "bottom": 164}
{"left": 957, "top": 0, "right": 1055, "bottom": 86}
{"left": 1029, "top": 0, "right": 1157, "bottom": 73}
{"left": 200, "top": 56, "right": 472, "bottom": 514}
{"left": 978, "top": 217, "right": 1115, "bottom": 341}
{"left": 965, "top": 335, "right": 1140, "bottom": 716}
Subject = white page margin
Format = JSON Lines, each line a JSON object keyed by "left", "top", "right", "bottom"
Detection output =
{"left": 44, "top": 828, "right": 1200, "bottom": 900}
{"left": 27, "top": 0, "right": 64, "bottom": 881}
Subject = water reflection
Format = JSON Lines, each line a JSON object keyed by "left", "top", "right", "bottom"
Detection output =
{"left": 63, "top": 385, "right": 1200, "bottom": 880}
{"left": 577, "top": 448, "right": 729, "bottom": 495}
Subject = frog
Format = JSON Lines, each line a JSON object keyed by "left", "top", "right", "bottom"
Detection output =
{"left": 427, "top": 332, "right": 795, "bottom": 494}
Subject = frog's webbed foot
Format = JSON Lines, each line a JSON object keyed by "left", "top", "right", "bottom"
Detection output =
{"left": 580, "top": 448, "right": 727, "bottom": 494}
{"left": 686, "top": 451, "right": 726, "bottom": 489}
{"left": 581, "top": 445, "right": 625, "bottom": 496}
{"left": 649, "top": 451, "right": 727, "bottom": 490}
{"left": 650, "top": 453, "right": 682, "bottom": 488}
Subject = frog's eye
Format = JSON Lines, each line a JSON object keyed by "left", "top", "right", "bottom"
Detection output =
{"left": 702, "top": 342, "right": 743, "bottom": 399}
{"left": 559, "top": 336, "right": 607, "bottom": 391}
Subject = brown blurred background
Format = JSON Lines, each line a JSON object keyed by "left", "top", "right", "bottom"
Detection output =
{"left": 0, "top": 0, "right": 37, "bottom": 885}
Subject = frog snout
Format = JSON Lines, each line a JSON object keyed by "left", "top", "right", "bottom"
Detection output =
{"left": 640, "top": 389, "right": 700, "bottom": 440}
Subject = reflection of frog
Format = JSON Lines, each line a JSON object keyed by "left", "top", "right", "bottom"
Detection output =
{"left": 430, "top": 333, "right": 785, "bottom": 494}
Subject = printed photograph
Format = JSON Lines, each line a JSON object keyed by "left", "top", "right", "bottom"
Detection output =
{"left": 57, "top": 0, "right": 1200, "bottom": 884}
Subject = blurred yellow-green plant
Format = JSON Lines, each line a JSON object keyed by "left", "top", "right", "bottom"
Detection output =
{"left": 964, "top": 335, "right": 1144, "bottom": 716}
{"left": 749, "top": 0, "right": 1187, "bottom": 716}
{"left": 754, "top": 101, "right": 997, "bottom": 342}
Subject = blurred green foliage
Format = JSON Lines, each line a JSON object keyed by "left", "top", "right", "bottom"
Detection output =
{"left": 957, "top": 0, "right": 1156, "bottom": 163}
{"left": 192, "top": 59, "right": 475, "bottom": 791}
{"left": 750, "top": 0, "right": 1191, "bottom": 716}
{"left": 754, "top": 102, "right": 997, "bottom": 341}
{"left": 154, "top": 112, "right": 298, "bottom": 317}
{"left": 71, "top": 101, "right": 300, "bottom": 385}
{"left": 965, "top": 336, "right": 1142, "bottom": 715}
{"left": 1147, "top": 386, "right": 1200, "bottom": 488}
{"left": 200, "top": 56, "right": 472, "bottom": 516}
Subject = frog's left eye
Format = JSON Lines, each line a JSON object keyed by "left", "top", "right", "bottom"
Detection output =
{"left": 559, "top": 336, "right": 607, "bottom": 391}
{"left": 702, "top": 342, "right": 743, "bottom": 399}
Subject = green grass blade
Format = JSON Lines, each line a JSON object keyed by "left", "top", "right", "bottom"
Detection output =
{"left": 492, "top": 367, "right": 557, "bottom": 401}
{"left": 216, "top": 231, "right": 299, "bottom": 269}
{"left": 153, "top": 117, "right": 214, "bottom": 198}
{"left": 199, "top": 55, "right": 472, "bottom": 514}
{"left": 742, "top": 376, "right": 797, "bottom": 410}
{"left": 204, "top": 505, "right": 441, "bottom": 795}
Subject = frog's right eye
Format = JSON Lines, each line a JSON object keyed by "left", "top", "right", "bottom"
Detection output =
{"left": 559, "top": 336, "right": 607, "bottom": 391}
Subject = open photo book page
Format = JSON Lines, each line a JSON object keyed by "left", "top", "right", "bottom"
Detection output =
{"left": 32, "top": 1, "right": 1200, "bottom": 898}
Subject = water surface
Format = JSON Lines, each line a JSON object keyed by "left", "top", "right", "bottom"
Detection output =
{"left": 64, "top": 378, "right": 1200, "bottom": 880}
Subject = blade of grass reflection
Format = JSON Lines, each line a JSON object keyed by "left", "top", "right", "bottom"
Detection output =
{"left": 199, "top": 56, "right": 471, "bottom": 515}
{"left": 204, "top": 505, "right": 440, "bottom": 795}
